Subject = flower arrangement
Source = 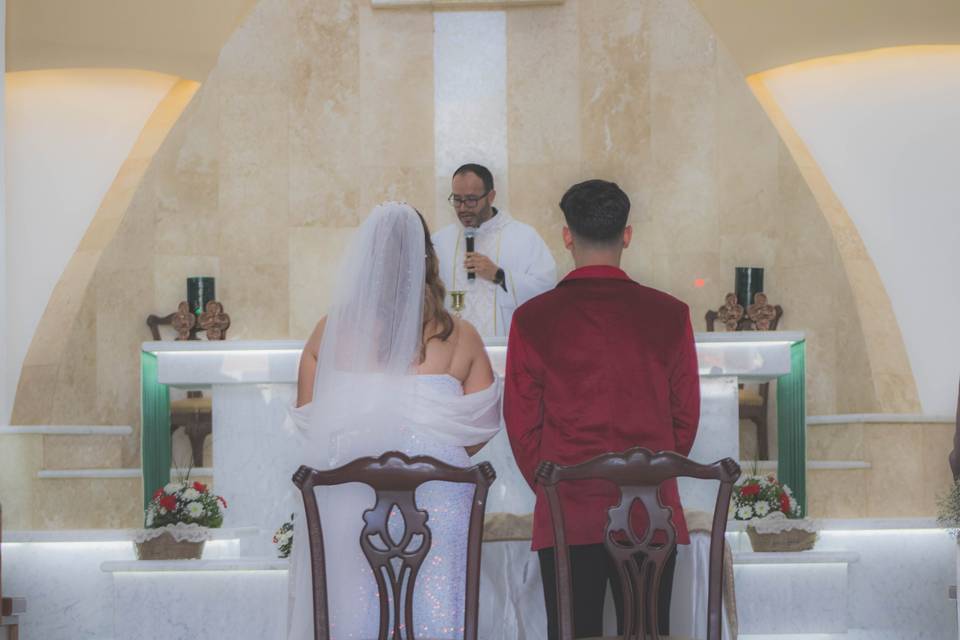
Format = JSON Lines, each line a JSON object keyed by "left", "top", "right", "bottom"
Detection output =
{"left": 937, "top": 479, "right": 960, "bottom": 539}
{"left": 145, "top": 480, "right": 227, "bottom": 529}
{"left": 732, "top": 473, "right": 800, "bottom": 521}
{"left": 733, "top": 473, "right": 816, "bottom": 552}
{"left": 274, "top": 514, "right": 294, "bottom": 558}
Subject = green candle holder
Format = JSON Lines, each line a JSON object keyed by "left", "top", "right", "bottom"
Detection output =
{"left": 735, "top": 267, "right": 764, "bottom": 307}
{"left": 187, "top": 277, "right": 215, "bottom": 317}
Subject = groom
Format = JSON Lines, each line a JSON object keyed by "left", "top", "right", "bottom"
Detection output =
{"left": 504, "top": 180, "right": 701, "bottom": 638}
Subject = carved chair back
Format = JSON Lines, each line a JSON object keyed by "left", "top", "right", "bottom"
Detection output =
{"left": 292, "top": 452, "right": 496, "bottom": 640}
{"left": 536, "top": 447, "right": 740, "bottom": 640}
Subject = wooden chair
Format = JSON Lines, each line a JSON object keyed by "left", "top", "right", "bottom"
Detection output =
{"left": 292, "top": 452, "right": 496, "bottom": 640}
{"left": 536, "top": 447, "right": 740, "bottom": 640}
{"left": 0, "top": 503, "right": 26, "bottom": 640}
{"left": 705, "top": 294, "right": 784, "bottom": 460}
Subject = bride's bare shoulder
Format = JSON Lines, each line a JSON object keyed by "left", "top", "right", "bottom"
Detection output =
{"left": 305, "top": 316, "right": 327, "bottom": 357}
{"left": 452, "top": 318, "right": 489, "bottom": 366}
{"left": 453, "top": 317, "right": 483, "bottom": 348}
{"left": 453, "top": 318, "right": 494, "bottom": 392}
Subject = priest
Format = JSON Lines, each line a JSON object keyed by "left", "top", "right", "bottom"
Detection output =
{"left": 432, "top": 163, "right": 556, "bottom": 337}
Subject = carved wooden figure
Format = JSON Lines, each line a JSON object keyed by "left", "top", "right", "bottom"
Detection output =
{"left": 747, "top": 292, "right": 777, "bottom": 331}
{"left": 716, "top": 293, "right": 744, "bottom": 331}
{"left": 198, "top": 300, "right": 231, "bottom": 340}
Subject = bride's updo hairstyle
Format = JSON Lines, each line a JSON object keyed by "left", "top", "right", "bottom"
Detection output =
{"left": 417, "top": 210, "right": 454, "bottom": 361}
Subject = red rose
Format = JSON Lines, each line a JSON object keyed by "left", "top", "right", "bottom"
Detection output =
{"left": 780, "top": 492, "right": 791, "bottom": 514}
{"left": 218, "top": 496, "right": 228, "bottom": 509}
{"left": 159, "top": 495, "right": 178, "bottom": 512}
{"left": 193, "top": 481, "right": 207, "bottom": 493}
{"left": 152, "top": 488, "right": 163, "bottom": 500}
{"left": 740, "top": 484, "right": 760, "bottom": 497}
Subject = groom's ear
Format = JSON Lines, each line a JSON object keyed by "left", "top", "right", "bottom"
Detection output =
{"left": 623, "top": 225, "right": 633, "bottom": 249}
{"left": 562, "top": 226, "right": 574, "bottom": 250}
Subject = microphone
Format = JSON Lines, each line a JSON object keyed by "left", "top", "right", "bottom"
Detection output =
{"left": 464, "top": 228, "right": 477, "bottom": 280}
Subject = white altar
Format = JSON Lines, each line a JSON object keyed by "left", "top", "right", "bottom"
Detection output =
{"left": 143, "top": 333, "right": 803, "bottom": 540}
{"left": 5, "top": 332, "right": 957, "bottom": 638}
{"left": 137, "top": 332, "right": 803, "bottom": 639}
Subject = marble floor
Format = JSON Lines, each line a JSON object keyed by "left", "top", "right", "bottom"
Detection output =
{"left": 1, "top": 519, "right": 956, "bottom": 640}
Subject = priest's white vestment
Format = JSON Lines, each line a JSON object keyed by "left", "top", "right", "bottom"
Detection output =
{"left": 432, "top": 209, "right": 556, "bottom": 337}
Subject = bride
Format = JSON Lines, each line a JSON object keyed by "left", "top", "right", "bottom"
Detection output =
{"left": 286, "top": 201, "right": 502, "bottom": 639}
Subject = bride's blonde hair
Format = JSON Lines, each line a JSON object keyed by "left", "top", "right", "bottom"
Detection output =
{"left": 417, "top": 211, "right": 454, "bottom": 362}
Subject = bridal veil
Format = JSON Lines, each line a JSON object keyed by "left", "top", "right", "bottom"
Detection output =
{"left": 286, "top": 202, "right": 501, "bottom": 639}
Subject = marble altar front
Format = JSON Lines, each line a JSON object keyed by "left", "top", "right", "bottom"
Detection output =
{"left": 132, "top": 333, "right": 806, "bottom": 638}
{"left": 141, "top": 331, "right": 805, "bottom": 544}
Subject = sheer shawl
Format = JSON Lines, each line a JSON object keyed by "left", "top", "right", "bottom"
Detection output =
{"left": 286, "top": 202, "right": 501, "bottom": 639}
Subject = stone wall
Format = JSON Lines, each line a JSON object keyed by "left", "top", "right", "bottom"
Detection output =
{"left": 13, "top": 0, "right": 903, "bottom": 472}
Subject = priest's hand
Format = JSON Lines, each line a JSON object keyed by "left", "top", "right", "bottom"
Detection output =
{"left": 464, "top": 252, "right": 499, "bottom": 282}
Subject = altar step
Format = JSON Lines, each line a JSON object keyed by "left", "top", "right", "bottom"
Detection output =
{"left": 740, "top": 632, "right": 904, "bottom": 639}
{"left": 4, "top": 424, "right": 132, "bottom": 470}
{"left": 28, "top": 469, "right": 215, "bottom": 529}
{"left": 0, "top": 425, "right": 215, "bottom": 529}
{"left": 744, "top": 414, "right": 953, "bottom": 519}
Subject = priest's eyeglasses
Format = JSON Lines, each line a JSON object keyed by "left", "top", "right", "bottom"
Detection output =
{"left": 448, "top": 191, "right": 491, "bottom": 208}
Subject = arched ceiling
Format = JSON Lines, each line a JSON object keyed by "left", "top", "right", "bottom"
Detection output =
{"left": 7, "top": 0, "right": 960, "bottom": 81}
{"left": 693, "top": 0, "right": 960, "bottom": 75}
{"left": 5, "top": 0, "right": 258, "bottom": 81}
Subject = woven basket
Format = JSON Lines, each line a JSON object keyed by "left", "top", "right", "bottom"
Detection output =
{"left": 135, "top": 532, "right": 205, "bottom": 560}
{"left": 747, "top": 525, "right": 816, "bottom": 552}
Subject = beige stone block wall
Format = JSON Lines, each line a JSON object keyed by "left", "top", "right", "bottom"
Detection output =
{"left": 7, "top": 0, "right": 924, "bottom": 528}
{"left": 506, "top": 0, "right": 880, "bottom": 418}
{"left": 0, "top": 436, "right": 42, "bottom": 530}
{"left": 11, "top": 0, "right": 436, "bottom": 469}
{"left": 807, "top": 421, "right": 954, "bottom": 518}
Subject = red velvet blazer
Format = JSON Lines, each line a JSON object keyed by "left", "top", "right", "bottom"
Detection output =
{"left": 504, "top": 265, "right": 700, "bottom": 550}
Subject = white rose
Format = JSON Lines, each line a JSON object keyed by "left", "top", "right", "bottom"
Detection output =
{"left": 158, "top": 507, "right": 167, "bottom": 515}
{"left": 736, "top": 505, "right": 755, "bottom": 520}
{"left": 186, "top": 502, "right": 205, "bottom": 518}
{"left": 182, "top": 488, "right": 200, "bottom": 500}
{"left": 754, "top": 502, "right": 770, "bottom": 517}
{"left": 164, "top": 482, "right": 185, "bottom": 494}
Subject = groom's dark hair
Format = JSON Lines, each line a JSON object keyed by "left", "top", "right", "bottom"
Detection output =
{"left": 559, "top": 179, "right": 630, "bottom": 245}
{"left": 453, "top": 163, "right": 495, "bottom": 192}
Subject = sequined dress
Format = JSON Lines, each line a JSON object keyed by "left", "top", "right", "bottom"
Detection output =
{"left": 287, "top": 374, "right": 501, "bottom": 640}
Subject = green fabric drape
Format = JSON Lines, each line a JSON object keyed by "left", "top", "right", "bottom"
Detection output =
{"left": 140, "top": 351, "right": 171, "bottom": 512}
{"left": 776, "top": 340, "right": 807, "bottom": 515}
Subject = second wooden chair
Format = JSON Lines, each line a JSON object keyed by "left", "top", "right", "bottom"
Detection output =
{"left": 536, "top": 447, "right": 740, "bottom": 640}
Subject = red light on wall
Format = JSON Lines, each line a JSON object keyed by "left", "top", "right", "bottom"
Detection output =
{"left": 694, "top": 278, "right": 706, "bottom": 288}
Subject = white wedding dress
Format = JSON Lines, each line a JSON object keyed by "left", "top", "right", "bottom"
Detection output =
{"left": 285, "top": 202, "right": 501, "bottom": 639}
{"left": 286, "top": 374, "right": 501, "bottom": 640}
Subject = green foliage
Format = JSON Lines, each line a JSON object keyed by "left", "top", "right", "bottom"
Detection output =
{"left": 273, "top": 514, "right": 294, "bottom": 559}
